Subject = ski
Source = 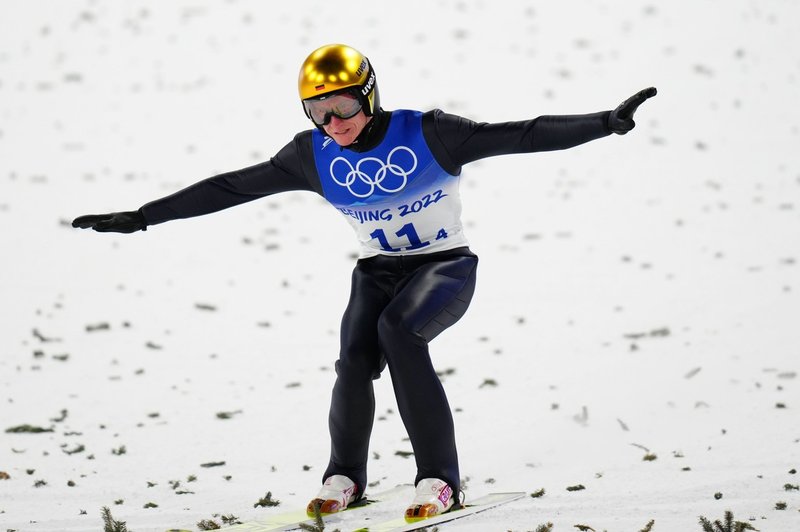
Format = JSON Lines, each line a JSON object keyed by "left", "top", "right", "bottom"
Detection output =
{"left": 350, "top": 492, "right": 526, "bottom": 532}
{"left": 166, "top": 484, "right": 412, "bottom": 532}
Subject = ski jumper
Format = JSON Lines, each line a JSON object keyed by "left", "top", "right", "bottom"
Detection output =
{"left": 140, "top": 108, "right": 612, "bottom": 497}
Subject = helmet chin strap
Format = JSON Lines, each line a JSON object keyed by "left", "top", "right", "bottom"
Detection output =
{"left": 351, "top": 110, "right": 381, "bottom": 146}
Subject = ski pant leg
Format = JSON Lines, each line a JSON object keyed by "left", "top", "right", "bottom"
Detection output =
{"left": 377, "top": 251, "right": 479, "bottom": 495}
{"left": 323, "top": 261, "right": 391, "bottom": 495}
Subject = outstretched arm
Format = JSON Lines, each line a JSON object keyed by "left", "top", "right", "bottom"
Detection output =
{"left": 72, "top": 133, "right": 318, "bottom": 233}
{"left": 424, "top": 87, "right": 657, "bottom": 173}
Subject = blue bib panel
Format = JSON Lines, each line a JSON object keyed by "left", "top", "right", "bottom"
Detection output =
{"left": 312, "top": 110, "right": 468, "bottom": 257}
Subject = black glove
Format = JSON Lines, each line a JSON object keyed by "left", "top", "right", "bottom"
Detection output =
{"left": 607, "top": 87, "right": 657, "bottom": 134}
{"left": 72, "top": 210, "right": 147, "bottom": 233}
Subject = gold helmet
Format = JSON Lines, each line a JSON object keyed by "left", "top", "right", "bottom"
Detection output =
{"left": 298, "top": 44, "right": 380, "bottom": 123}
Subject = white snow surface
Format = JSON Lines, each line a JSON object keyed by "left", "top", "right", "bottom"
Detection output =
{"left": 1, "top": 1, "right": 799, "bottom": 531}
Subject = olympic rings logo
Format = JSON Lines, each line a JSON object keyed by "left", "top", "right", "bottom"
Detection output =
{"left": 329, "top": 146, "right": 417, "bottom": 198}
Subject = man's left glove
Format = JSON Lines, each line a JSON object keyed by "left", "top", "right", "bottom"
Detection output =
{"left": 608, "top": 87, "right": 657, "bottom": 134}
{"left": 72, "top": 210, "right": 147, "bottom": 233}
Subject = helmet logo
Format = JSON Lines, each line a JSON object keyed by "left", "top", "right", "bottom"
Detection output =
{"left": 361, "top": 70, "right": 376, "bottom": 96}
{"left": 315, "top": 84, "right": 326, "bottom": 91}
{"left": 329, "top": 146, "right": 417, "bottom": 199}
{"left": 356, "top": 59, "right": 367, "bottom": 77}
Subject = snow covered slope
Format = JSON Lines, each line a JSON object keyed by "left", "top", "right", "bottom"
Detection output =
{"left": 1, "top": 1, "right": 798, "bottom": 530}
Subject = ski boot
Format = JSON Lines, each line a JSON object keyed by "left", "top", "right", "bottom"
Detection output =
{"left": 306, "top": 474, "right": 358, "bottom": 517}
{"left": 404, "top": 478, "right": 455, "bottom": 522}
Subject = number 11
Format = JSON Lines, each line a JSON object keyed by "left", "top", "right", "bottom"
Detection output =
{"left": 370, "top": 223, "right": 430, "bottom": 252}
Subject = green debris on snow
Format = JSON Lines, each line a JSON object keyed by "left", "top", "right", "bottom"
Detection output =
{"left": 6, "top": 424, "right": 54, "bottom": 433}
{"left": 300, "top": 502, "right": 342, "bottom": 532}
{"left": 640, "top": 520, "right": 656, "bottom": 532}
{"left": 254, "top": 491, "right": 281, "bottom": 508}
{"left": 698, "top": 510, "right": 759, "bottom": 531}
{"left": 101, "top": 506, "right": 130, "bottom": 532}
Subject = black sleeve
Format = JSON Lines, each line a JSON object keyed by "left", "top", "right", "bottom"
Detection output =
{"left": 422, "top": 109, "right": 612, "bottom": 175}
{"left": 140, "top": 131, "right": 321, "bottom": 225}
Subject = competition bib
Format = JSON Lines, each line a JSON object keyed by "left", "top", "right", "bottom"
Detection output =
{"left": 312, "top": 110, "right": 468, "bottom": 257}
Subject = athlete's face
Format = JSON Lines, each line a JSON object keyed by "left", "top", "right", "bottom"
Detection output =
{"left": 323, "top": 111, "right": 372, "bottom": 147}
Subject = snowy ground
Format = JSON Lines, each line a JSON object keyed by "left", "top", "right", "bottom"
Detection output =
{"left": 1, "top": 1, "right": 799, "bottom": 531}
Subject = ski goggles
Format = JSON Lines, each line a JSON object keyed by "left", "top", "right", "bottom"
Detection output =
{"left": 302, "top": 91, "right": 363, "bottom": 126}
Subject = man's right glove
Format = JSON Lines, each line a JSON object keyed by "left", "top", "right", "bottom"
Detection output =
{"left": 608, "top": 87, "right": 657, "bottom": 134}
{"left": 72, "top": 210, "right": 147, "bottom": 233}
